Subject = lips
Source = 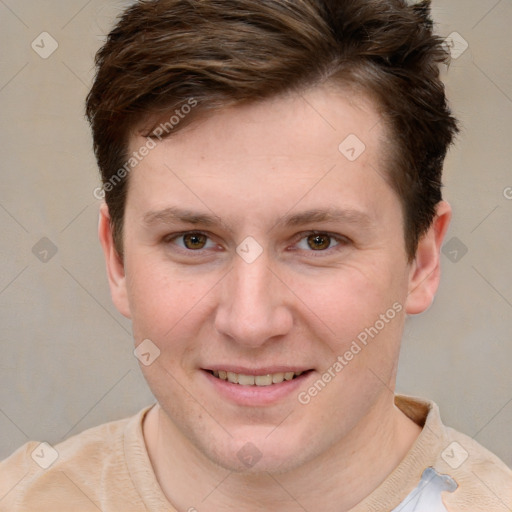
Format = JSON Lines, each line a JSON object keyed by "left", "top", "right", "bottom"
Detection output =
{"left": 202, "top": 367, "right": 314, "bottom": 406}
{"left": 207, "top": 369, "right": 305, "bottom": 386}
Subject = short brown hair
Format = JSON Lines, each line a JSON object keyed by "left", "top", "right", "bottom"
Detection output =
{"left": 86, "top": 0, "right": 458, "bottom": 260}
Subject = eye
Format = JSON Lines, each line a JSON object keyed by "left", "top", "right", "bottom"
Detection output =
{"left": 294, "top": 231, "right": 349, "bottom": 254}
{"left": 166, "top": 231, "right": 217, "bottom": 251}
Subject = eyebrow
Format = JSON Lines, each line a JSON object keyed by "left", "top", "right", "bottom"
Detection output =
{"left": 143, "top": 207, "right": 229, "bottom": 230}
{"left": 142, "top": 206, "right": 373, "bottom": 231}
{"left": 275, "top": 208, "right": 372, "bottom": 229}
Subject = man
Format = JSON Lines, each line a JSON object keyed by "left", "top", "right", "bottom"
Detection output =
{"left": 1, "top": 0, "right": 511, "bottom": 510}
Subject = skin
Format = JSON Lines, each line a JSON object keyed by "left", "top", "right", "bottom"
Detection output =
{"left": 99, "top": 84, "right": 451, "bottom": 511}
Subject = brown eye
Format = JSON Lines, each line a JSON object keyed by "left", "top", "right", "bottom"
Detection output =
{"left": 183, "top": 232, "right": 208, "bottom": 250}
{"left": 306, "top": 233, "right": 332, "bottom": 250}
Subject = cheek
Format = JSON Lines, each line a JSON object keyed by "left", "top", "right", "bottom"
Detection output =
{"left": 304, "top": 262, "right": 404, "bottom": 333}
{"left": 124, "top": 239, "right": 408, "bottom": 353}
{"left": 124, "top": 255, "right": 215, "bottom": 342}
{"left": 307, "top": 269, "right": 408, "bottom": 393}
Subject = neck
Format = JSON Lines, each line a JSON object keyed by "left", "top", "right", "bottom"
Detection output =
{"left": 143, "top": 395, "right": 421, "bottom": 512}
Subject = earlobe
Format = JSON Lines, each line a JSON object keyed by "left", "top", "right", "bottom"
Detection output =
{"left": 98, "top": 203, "right": 132, "bottom": 319}
{"left": 405, "top": 201, "right": 452, "bottom": 315}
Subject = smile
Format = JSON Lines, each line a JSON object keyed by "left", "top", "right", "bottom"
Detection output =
{"left": 208, "top": 370, "right": 305, "bottom": 386}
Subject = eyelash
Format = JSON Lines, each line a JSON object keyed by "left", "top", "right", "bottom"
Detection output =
{"left": 164, "top": 230, "right": 351, "bottom": 257}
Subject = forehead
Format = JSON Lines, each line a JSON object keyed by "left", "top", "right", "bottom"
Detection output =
{"left": 125, "top": 85, "right": 395, "bottom": 223}
{"left": 135, "top": 85, "right": 384, "bottom": 162}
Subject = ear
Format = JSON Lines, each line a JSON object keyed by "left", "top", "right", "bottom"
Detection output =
{"left": 98, "top": 203, "right": 131, "bottom": 319}
{"left": 405, "top": 201, "right": 452, "bottom": 315}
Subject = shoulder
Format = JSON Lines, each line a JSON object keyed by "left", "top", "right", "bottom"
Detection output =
{"left": 394, "top": 394, "right": 512, "bottom": 511}
{"left": 436, "top": 427, "right": 512, "bottom": 511}
{"left": 0, "top": 407, "right": 152, "bottom": 512}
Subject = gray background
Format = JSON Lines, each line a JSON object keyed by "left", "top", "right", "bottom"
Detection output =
{"left": 0, "top": 0, "right": 511, "bottom": 467}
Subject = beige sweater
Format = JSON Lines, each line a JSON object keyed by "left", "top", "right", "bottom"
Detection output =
{"left": 1, "top": 395, "right": 511, "bottom": 511}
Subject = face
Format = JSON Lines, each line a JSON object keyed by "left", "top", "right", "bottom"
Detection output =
{"left": 101, "top": 85, "right": 445, "bottom": 474}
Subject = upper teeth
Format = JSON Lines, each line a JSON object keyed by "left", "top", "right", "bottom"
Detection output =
{"left": 212, "top": 370, "right": 303, "bottom": 386}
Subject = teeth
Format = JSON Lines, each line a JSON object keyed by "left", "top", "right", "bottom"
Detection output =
{"left": 255, "top": 374, "right": 273, "bottom": 386}
{"left": 227, "top": 371, "right": 238, "bottom": 384}
{"left": 213, "top": 370, "right": 305, "bottom": 386}
{"left": 272, "top": 372, "right": 284, "bottom": 384}
{"left": 238, "top": 374, "right": 255, "bottom": 385}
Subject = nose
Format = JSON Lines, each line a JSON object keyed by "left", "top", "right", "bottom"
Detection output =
{"left": 214, "top": 250, "right": 293, "bottom": 348}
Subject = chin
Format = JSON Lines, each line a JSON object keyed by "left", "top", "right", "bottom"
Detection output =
{"left": 215, "top": 448, "right": 306, "bottom": 475}
{"left": 199, "top": 426, "right": 315, "bottom": 475}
